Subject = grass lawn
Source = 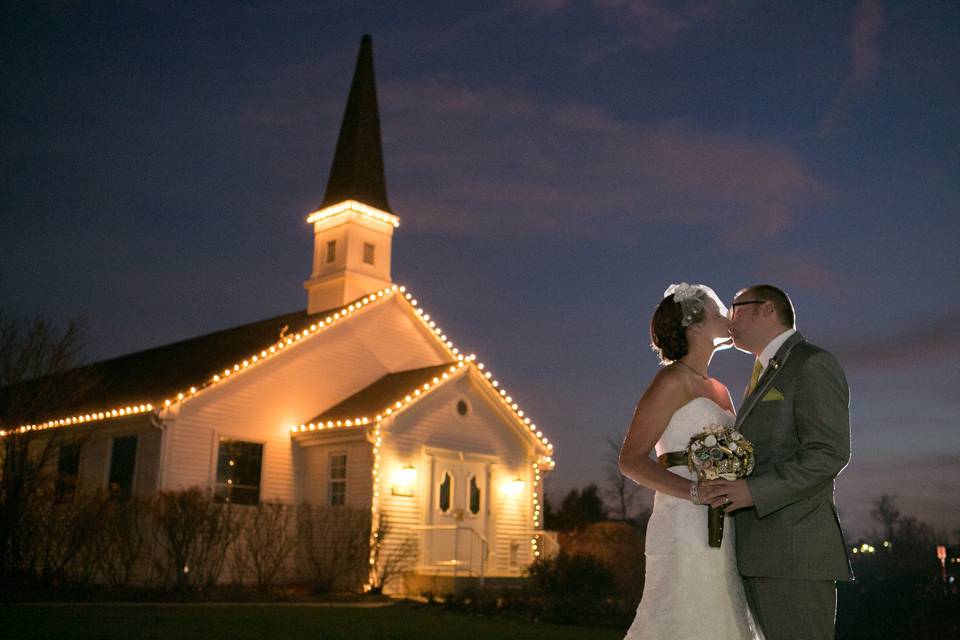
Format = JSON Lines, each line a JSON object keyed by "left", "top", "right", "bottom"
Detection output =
{"left": 0, "top": 603, "right": 625, "bottom": 640}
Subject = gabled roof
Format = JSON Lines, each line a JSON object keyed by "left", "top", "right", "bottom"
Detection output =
{"left": 311, "top": 363, "right": 454, "bottom": 423}
{"left": 0, "top": 291, "right": 391, "bottom": 433}
{"left": 3, "top": 286, "right": 553, "bottom": 463}
{"left": 290, "top": 356, "right": 553, "bottom": 458}
{"left": 320, "top": 34, "right": 392, "bottom": 213}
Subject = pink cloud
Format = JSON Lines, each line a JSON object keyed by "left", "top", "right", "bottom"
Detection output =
{"left": 820, "top": 0, "right": 885, "bottom": 134}
{"left": 376, "top": 80, "right": 828, "bottom": 242}
{"left": 510, "top": 0, "right": 729, "bottom": 62}
{"left": 835, "top": 311, "right": 960, "bottom": 370}
{"left": 753, "top": 251, "right": 844, "bottom": 292}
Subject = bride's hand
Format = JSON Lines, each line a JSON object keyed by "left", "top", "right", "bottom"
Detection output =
{"left": 700, "top": 479, "right": 754, "bottom": 513}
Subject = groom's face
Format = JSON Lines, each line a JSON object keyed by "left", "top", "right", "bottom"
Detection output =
{"left": 729, "top": 291, "right": 765, "bottom": 353}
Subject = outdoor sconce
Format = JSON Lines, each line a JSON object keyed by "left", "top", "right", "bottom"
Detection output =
{"left": 391, "top": 465, "right": 416, "bottom": 496}
{"left": 503, "top": 477, "right": 525, "bottom": 497}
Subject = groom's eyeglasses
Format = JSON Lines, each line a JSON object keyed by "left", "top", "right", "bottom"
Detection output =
{"left": 728, "top": 300, "right": 766, "bottom": 319}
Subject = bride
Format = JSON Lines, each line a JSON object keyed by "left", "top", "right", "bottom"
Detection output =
{"left": 619, "top": 284, "right": 763, "bottom": 640}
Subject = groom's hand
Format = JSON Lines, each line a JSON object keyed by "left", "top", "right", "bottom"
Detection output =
{"left": 700, "top": 479, "right": 754, "bottom": 513}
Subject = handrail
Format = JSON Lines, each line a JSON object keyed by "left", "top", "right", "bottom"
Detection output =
{"left": 409, "top": 524, "right": 488, "bottom": 585}
{"left": 409, "top": 524, "right": 489, "bottom": 547}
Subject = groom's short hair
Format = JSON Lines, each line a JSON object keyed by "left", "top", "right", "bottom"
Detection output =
{"left": 743, "top": 284, "right": 795, "bottom": 328}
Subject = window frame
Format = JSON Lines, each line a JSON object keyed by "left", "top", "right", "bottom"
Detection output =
{"left": 106, "top": 435, "right": 138, "bottom": 501}
{"left": 213, "top": 437, "right": 265, "bottom": 506}
{"left": 362, "top": 242, "right": 375, "bottom": 265}
{"left": 437, "top": 468, "right": 454, "bottom": 515}
{"left": 466, "top": 472, "right": 482, "bottom": 517}
{"left": 328, "top": 451, "right": 348, "bottom": 507}
{"left": 57, "top": 441, "right": 82, "bottom": 502}
{"left": 326, "top": 239, "right": 337, "bottom": 263}
{"left": 453, "top": 397, "right": 471, "bottom": 420}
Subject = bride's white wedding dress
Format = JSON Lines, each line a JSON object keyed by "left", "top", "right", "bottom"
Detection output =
{"left": 624, "top": 397, "right": 763, "bottom": 640}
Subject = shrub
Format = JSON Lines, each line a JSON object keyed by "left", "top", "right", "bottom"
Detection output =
{"left": 527, "top": 551, "right": 622, "bottom": 625}
{"left": 232, "top": 501, "right": 296, "bottom": 590}
{"left": 152, "top": 488, "right": 236, "bottom": 588}
{"left": 92, "top": 493, "right": 148, "bottom": 587}
{"left": 560, "top": 520, "right": 646, "bottom": 606}
{"left": 296, "top": 504, "right": 370, "bottom": 593}
{"left": 368, "top": 513, "right": 418, "bottom": 594}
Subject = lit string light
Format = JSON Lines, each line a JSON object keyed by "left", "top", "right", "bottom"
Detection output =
{"left": 1, "top": 282, "right": 556, "bottom": 567}
{"left": 2, "top": 285, "right": 402, "bottom": 436}
{"left": 305, "top": 199, "right": 400, "bottom": 228}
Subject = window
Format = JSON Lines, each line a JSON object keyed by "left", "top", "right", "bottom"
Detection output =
{"left": 438, "top": 471, "right": 452, "bottom": 514}
{"left": 362, "top": 242, "right": 375, "bottom": 265}
{"left": 329, "top": 453, "right": 347, "bottom": 506}
{"left": 57, "top": 442, "right": 81, "bottom": 501}
{"left": 108, "top": 436, "right": 137, "bottom": 500}
{"left": 456, "top": 399, "right": 469, "bottom": 417}
{"left": 509, "top": 540, "right": 520, "bottom": 567}
{"left": 326, "top": 240, "right": 336, "bottom": 263}
{"left": 468, "top": 475, "right": 481, "bottom": 515}
{"left": 215, "top": 438, "right": 263, "bottom": 505}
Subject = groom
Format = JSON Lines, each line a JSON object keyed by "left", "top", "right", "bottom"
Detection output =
{"left": 701, "top": 285, "right": 853, "bottom": 640}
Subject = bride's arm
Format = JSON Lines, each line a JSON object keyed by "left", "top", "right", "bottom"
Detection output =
{"left": 618, "top": 370, "right": 697, "bottom": 502}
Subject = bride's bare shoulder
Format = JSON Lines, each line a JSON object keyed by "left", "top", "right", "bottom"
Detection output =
{"left": 708, "top": 379, "right": 736, "bottom": 413}
{"left": 643, "top": 365, "right": 692, "bottom": 406}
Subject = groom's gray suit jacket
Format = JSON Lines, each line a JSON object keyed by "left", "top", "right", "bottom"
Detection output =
{"left": 733, "top": 332, "right": 854, "bottom": 581}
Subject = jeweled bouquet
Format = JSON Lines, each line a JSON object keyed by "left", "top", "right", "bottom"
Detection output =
{"left": 686, "top": 424, "right": 755, "bottom": 547}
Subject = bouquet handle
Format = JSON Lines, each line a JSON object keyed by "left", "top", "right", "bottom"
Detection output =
{"left": 708, "top": 506, "right": 724, "bottom": 548}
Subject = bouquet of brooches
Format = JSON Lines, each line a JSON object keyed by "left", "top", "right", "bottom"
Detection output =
{"left": 686, "top": 424, "right": 755, "bottom": 548}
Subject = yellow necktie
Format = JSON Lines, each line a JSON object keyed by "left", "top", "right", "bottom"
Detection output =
{"left": 747, "top": 359, "right": 764, "bottom": 396}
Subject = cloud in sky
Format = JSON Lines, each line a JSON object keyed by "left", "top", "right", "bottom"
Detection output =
{"left": 511, "top": 0, "right": 728, "bottom": 62}
{"left": 835, "top": 310, "right": 960, "bottom": 371}
{"left": 754, "top": 251, "right": 846, "bottom": 293}
{"left": 820, "top": 0, "right": 885, "bottom": 134}
{"left": 371, "top": 78, "right": 828, "bottom": 243}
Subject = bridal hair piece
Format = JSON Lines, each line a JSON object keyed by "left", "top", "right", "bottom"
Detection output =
{"left": 663, "top": 283, "right": 728, "bottom": 327}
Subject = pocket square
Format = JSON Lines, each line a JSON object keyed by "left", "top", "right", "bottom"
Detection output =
{"left": 761, "top": 387, "right": 784, "bottom": 402}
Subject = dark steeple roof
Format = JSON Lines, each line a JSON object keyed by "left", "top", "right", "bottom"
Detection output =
{"left": 320, "top": 34, "right": 392, "bottom": 213}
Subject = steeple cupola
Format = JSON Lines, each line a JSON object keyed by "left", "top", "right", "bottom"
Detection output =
{"left": 304, "top": 35, "right": 399, "bottom": 314}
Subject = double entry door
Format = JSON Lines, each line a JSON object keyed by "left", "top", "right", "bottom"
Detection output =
{"left": 423, "top": 451, "right": 490, "bottom": 574}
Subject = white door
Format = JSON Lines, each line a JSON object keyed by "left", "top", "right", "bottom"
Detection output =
{"left": 426, "top": 454, "right": 489, "bottom": 573}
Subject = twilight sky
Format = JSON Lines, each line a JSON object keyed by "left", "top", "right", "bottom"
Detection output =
{"left": 2, "top": 1, "right": 958, "bottom": 536}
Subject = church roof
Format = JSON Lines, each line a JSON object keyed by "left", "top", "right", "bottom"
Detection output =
{"left": 0, "top": 304, "right": 340, "bottom": 426}
{"left": 308, "top": 362, "right": 455, "bottom": 424}
{"left": 3, "top": 286, "right": 554, "bottom": 460}
{"left": 320, "top": 34, "right": 392, "bottom": 213}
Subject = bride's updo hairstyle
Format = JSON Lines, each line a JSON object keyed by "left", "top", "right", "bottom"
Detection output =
{"left": 650, "top": 295, "right": 704, "bottom": 364}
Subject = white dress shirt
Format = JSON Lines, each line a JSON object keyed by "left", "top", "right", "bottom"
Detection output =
{"left": 758, "top": 328, "right": 796, "bottom": 376}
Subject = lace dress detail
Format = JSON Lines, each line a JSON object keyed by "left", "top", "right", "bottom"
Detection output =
{"left": 624, "top": 397, "right": 763, "bottom": 640}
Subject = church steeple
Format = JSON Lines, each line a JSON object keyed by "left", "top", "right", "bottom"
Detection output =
{"left": 320, "top": 34, "right": 391, "bottom": 213}
{"left": 304, "top": 35, "right": 399, "bottom": 315}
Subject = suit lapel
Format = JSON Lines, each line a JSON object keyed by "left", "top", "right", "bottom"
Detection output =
{"left": 735, "top": 332, "right": 806, "bottom": 429}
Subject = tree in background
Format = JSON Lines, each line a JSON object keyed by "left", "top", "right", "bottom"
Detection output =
{"left": 545, "top": 484, "right": 607, "bottom": 532}
{"left": 0, "top": 313, "right": 94, "bottom": 583}
{"left": 870, "top": 493, "right": 900, "bottom": 545}
{"left": 603, "top": 436, "right": 648, "bottom": 522}
{"left": 837, "top": 494, "right": 959, "bottom": 640}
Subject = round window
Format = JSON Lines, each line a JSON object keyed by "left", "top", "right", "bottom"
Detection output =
{"left": 456, "top": 399, "right": 469, "bottom": 417}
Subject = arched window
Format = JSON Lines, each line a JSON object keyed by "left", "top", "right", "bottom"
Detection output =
{"left": 438, "top": 471, "right": 452, "bottom": 514}
{"left": 468, "top": 475, "right": 481, "bottom": 515}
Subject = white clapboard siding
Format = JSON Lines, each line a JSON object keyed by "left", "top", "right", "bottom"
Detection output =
{"left": 67, "top": 415, "right": 158, "bottom": 496}
{"left": 133, "top": 426, "right": 162, "bottom": 497}
{"left": 300, "top": 436, "right": 373, "bottom": 508}
{"left": 159, "top": 297, "right": 447, "bottom": 503}
{"left": 379, "top": 369, "right": 537, "bottom": 576}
